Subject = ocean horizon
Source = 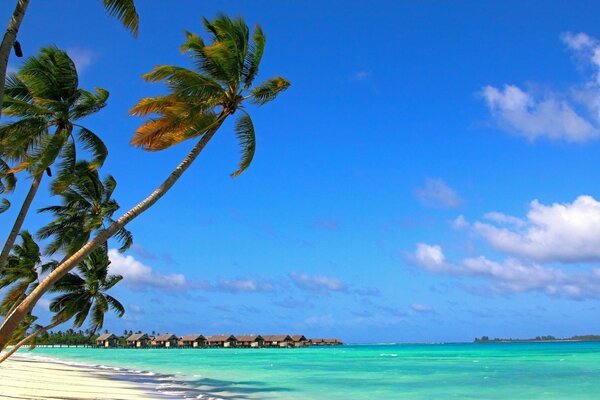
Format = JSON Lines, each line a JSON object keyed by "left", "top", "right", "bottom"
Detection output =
{"left": 20, "top": 341, "right": 600, "bottom": 399}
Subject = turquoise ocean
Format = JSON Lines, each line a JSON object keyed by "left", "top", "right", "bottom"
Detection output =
{"left": 21, "top": 342, "right": 600, "bottom": 399}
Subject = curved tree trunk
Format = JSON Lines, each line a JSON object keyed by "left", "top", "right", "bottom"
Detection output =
{"left": 0, "top": 319, "right": 62, "bottom": 363}
{"left": 0, "top": 0, "right": 30, "bottom": 118}
{"left": 0, "top": 172, "right": 43, "bottom": 268}
{"left": 0, "top": 116, "right": 227, "bottom": 350}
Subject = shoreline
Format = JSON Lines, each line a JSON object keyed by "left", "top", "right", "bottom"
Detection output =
{"left": 0, "top": 353, "right": 229, "bottom": 400}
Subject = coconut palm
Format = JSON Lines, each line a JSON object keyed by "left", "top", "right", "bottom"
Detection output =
{"left": 0, "top": 246, "right": 124, "bottom": 363}
{"left": 37, "top": 161, "right": 132, "bottom": 258}
{"left": 0, "top": 47, "right": 109, "bottom": 268}
{"left": 0, "top": 231, "right": 55, "bottom": 313}
{"left": 0, "top": 0, "right": 139, "bottom": 119}
{"left": 0, "top": 14, "right": 290, "bottom": 351}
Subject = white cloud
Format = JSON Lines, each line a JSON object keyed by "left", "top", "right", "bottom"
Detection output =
{"left": 206, "top": 279, "right": 275, "bottom": 293}
{"left": 412, "top": 244, "right": 600, "bottom": 298}
{"left": 481, "top": 32, "right": 600, "bottom": 143}
{"left": 108, "top": 249, "right": 187, "bottom": 291}
{"left": 482, "top": 84, "right": 597, "bottom": 142}
{"left": 67, "top": 47, "right": 96, "bottom": 73}
{"left": 411, "top": 303, "right": 434, "bottom": 313}
{"left": 290, "top": 273, "right": 347, "bottom": 294}
{"left": 414, "top": 243, "right": 448, "bottom": 272}
{"left": 415, "top": 178, "right": 462, "bottom": 208}
{"left": 469, "top": 196, "right": 600, "bottom": 263}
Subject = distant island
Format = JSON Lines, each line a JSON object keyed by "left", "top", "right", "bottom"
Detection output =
{"left": 474, "top": 335, "right": 600, "bottom": 343}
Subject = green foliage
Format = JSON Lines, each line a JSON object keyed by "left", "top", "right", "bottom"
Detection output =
{"left": 102, "top": 0, "right": 139, "bottom": 37}
{"left": 49, "top": 246, "right": 124, "bottom": 332}
{"left": 131, "top": 14, "right": 290, "bottom": 178}
{"left": 0, "top": 231, "right": 56, "bottom": 312}
{"left": 37, "top": 161, "right": 132, "bottom": 257}
{"left": 0, "top": 47, "right": 108, "bottom": 183}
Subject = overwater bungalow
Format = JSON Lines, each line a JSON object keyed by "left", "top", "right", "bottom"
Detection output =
{"left": 152, "top": 334, "right": 178, "bottom": 348}
{"left": 206, "top": 334, "right": 237, "bottom": 348}
{"left": 290, "top": 335, "right": 309, "bottom": 347}
{"left": 126, "top": 333, "right": 150, "bottom": 348}
{"left": 310, "top": 338, "right": 343, "bottom": 346}
{"left": 96, "top": 333, "right": 119, "bottom": 348}
{"left": 178, "top": 334, "right": 207, "bottom": 348}
{"left": 235, "top": 335, "right": 264, "bottom": 348}
{"left": 262, "top": 335, "right": 293, "bottom": 348}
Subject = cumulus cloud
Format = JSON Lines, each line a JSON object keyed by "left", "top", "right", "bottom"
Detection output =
{"left": 467, "top": 196, "right": 600, "bottom": 263}
{"left": 108, "top": 249, "right": 187, "bottom": 291}
{"left": 482, "top": 85, "right": 597, "bottom": 142}
{"left": 412, "top": 244, "right": 600, "bottom": 298}
{"left": 481, "top": 32, "right": 600, "bottom": 143}
{"left": 414, "top": 243, "right": 448, "bottom": 272}
{"left": 415, "top": 178, "right": 462, "bottom": 208}
{"left": 290, "top": 272, "right": 347, "bottom": 294}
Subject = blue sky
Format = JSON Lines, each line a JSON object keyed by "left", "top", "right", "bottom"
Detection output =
{"left": 3, "top": 1, "right": 600, "bottom": 343}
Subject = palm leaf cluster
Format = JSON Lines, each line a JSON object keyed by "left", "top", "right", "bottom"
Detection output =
{"left": 0, "top": 231, "right": 55, "bottom": 313}
{"left": 37, "top": 161, "right": 132, "bottom": 258}
{"left": 130, "top": 14, "right": 291, "bottom": 177}
{"left": 0, "top": 47, "right": 108, "bottom": 191}
{"left": 50, "top": 246, "right": 124, "bottom": 331}
{"left": 102, "top": 0, "right": 139, "bottom": 37}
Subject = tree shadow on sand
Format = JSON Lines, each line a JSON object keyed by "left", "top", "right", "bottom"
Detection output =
{"left": 87, "top": 367, "right": 295, "bottom": 399}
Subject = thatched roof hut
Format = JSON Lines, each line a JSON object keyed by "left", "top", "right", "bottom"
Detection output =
{"left": 310, "top": 338, "right": 342, "bottom": 346}
{"left": 152, "top": 333, "right": 178, "bottom": 348}
{"left": 206, "top": 334, "right": 237, "bottom": 348}
{"left": 126, "top": 333, "right": 150, "bottom": 348}
{"left": 290, "top": 334, "right": 309, "bottom": 347}
{"left": 262, "top": 335, "right": 293, "bottom": 347}
{"left": 235, "top": 334, "right": 264, "bottom": 348}
{"left": 178, "top": 334, "right": 207, "bottom": 348}
{"left": 96, "top": 333, "right": 118, "bottom": 348}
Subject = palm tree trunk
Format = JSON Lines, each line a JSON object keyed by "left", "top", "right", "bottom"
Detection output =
{"left": 0, "top": 172, "right": 43, "bottom": 267}
{"left": 0, "top": 0, "right": 30, "bottom": 118}
{"left": 0, "top": 116, "right": 227, "bottom": 350}
{"left": 0, "top": 319, "right": 62, "bottom": 364}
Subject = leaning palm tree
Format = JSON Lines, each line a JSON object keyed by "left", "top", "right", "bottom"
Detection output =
{"left": 0, "top": 0, "right": 139, "bottom": 118}
{"left": 37, "top": 161, "right": 132, "bottom": 258}
{"left": 0, "top": 246, "right": 124, "bottom": 363}
{"left": 0, "top": 47, "right": 109, "bottom": 268}
{"left": 0, "top": 14, "right": 290, "bottom": 351}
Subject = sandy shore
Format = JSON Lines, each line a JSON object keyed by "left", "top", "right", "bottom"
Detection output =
{"left": 0, "top": 356, "right": 174, "bottom": 399}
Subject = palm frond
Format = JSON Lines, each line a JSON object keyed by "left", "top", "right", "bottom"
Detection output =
{"left": 102, "top": 0, "right": 139, "bottom": 37}
{"left": 231, "top": 112, "right": 256, "bottom": 178}
{"left": 76, "top": 126, "right": 108, "bottom": 169}
{"left": 250, "top": 77, "right": 291, "bottom": 105}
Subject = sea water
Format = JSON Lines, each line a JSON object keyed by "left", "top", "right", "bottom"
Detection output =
{"left": 21, "top": 342, "right": 600, "bottom": 399}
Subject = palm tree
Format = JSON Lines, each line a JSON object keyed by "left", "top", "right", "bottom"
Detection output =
{"left": 0, "top": 47, "right": 109, "bottom": 268}
{"left": 0, "top": 246, "right": 124, "bottom": 363}
{"left": 0, "top": 0, "right": 31, "bottom": 119}
{"left": 0, "top": 231, "right": 55, "bottom": 313}
{"left": 0, "top": 0, "right": 139, "bottom": 118}
{"left": 0, "top": 14, "right": 290, "bottom": 351}
{"left": 0, "top": 231, "right": 54, "bottom": 348}
{"left": 37, "top": 161, "right": 132, "bottom": 258}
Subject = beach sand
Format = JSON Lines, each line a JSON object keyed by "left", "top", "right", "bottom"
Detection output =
{"left": 0, "top": 356, "right": 171, "bottom": 399}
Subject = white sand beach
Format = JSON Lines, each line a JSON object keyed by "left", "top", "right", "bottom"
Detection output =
{"left": 0, "top": 356, "right": 169, "bottom": 399}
